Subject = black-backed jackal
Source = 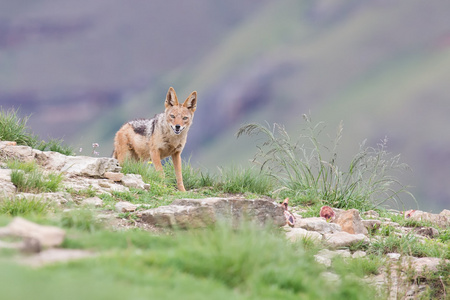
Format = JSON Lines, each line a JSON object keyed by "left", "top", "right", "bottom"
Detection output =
{"left": 112, "top": 87, "right": 197, "bottom": 191}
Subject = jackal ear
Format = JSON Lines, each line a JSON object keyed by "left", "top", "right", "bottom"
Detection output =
{"left": 165, "top": 87, "right": 179, "bottom": 108}
{"left": 183, "top": 91, "right": 197, "bottom": 112}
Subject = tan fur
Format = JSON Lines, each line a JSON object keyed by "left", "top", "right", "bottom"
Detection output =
{"left": 112, "top": 87, "right": 197, "bottom": 191}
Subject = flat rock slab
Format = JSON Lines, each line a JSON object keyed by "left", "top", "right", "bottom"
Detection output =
{"left": 408, "top": 210, "right": 450, "bottom": 228}
{"left": 296, "top": 217, "right": 342, "bottom": 234}
{"left": 285, "top": 228, "right": 322, "bottom": 243}
{"left": 19, "top": 249, "right": 94, "bottom": 267}
{"left": 0, "top": 217, "right": 65, "bottom": 248}
{"left": 408, "top": 257, "right": 449, "bottom": 276}
{"left": 323, "top": 231, "right": 368, "bottom": 248}
{"left": 140, "top": 197, "right": 285, "bottom": 228}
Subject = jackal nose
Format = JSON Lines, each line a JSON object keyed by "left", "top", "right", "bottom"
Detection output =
{"left": 175, "top": 125, "right": 181, "bottom": 131}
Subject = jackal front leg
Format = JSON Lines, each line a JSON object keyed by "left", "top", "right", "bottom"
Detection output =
{"left": 172, "top": 152, "right": 185, "bottom": 192}
{"left": 150, "top": 149, "right": 164, "bottom": 177}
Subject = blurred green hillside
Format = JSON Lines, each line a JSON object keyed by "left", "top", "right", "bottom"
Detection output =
{"left": 1, "top": 0, "right": 450, "bottom": 211}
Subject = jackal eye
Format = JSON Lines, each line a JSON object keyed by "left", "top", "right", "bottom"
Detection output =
{"left": 182, "top": 116, "right": 188, "bottom": 120}
{"left": 170, "top": 114, "right": 175, "bottom": 119}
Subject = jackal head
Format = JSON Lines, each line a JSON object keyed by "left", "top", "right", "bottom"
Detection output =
{"left": 164, "top": 87, "right": 197, "bottom": 135}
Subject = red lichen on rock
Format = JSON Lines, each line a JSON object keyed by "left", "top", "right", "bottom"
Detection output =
{"left": 320, "top": 205, "right": 335, "bottom": 221}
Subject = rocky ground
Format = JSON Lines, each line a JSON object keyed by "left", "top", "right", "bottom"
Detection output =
{"left": 0, "top": 141, "right": 449, "bottom": 299}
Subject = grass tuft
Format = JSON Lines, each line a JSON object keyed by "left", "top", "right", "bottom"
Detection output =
{"left": 237, "top": 115, "right": 415, "bottom": 211}
{"left": 8, "top": 160, "right": 63, "bottom": 193}
{"left": 0, "top": 196, "right": 52, "bottom": 216}
{"left": 0, "top": 107, "right": 74, "bottom": 155}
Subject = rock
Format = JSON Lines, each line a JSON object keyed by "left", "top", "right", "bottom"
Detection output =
{"left": 0, "top": 141, "right": 17, "bottom": 146}
{"left": 321, "top": 272, "right": 340, "bottom": 284}
{"left": 440, "top": 209, "right": 450, "bottom": 217}
{"left": 173, "top": 198, "right": 286, "bottom": 227}
{"left": 285, "top": 228, "right": 322, "bottom": 243}
{"left": 408, "top": 210, "right": 450, "bottom": 228}
{"left": 19, "top": 248, "right": 94, "bottom": 267}
{"left": 413, "top": 227, "right": 439, "bottom": 238}
{"left": 408, "top": 257, "right": 449, "bottom": 276}
{"left": 140, "top": 205, "right": 214, "bottom": 228}
{"left": 140, "top": 197, "right": 286, "bottom": 228}
{"left": 81, "top": 197, "right": 104, "bottom": 207}
{"left": 115, "top": 201, "right": 137, "bottom": 213}
{"left": 352, "top": 250, "right": 366, "bottom": 258}
{"left": 0, "top": 144, "right": 34, "bottom": 161}
{"left": 386, "top": 253, "right": 401, "bottom": 260}
{"left": 104, "top": 172, "right": 124, "bottom": 181}
{"left": 0, "top": 217, "right": 65, "bottom": 248}
{"left": 63, "top": 177, "right": 130, "bottom": 194}
{"left": 0, "top": 168, "right": 16, "bottom": 196}
{"left": 323, "top": 231, "right": 367, "bottom": 248}
{"left": 16, "top": 192, "right": 72, "bottom": 205}
{"left": 296, "top": 217, "right": 341, "bottom": 234}
{"left": 314, "top": 249, "right": 351, "bottom": 267}
{"left": 362, "top": 219, "right": 381, "bottom": 232}
{"left": 34, "top": 150, "right": 121, "bottom": 177}
{"left": 333, "top": 209, "right": 368, "bottom": 235}
{"left": 121, "top": 174, "right": 146, "bottom": 190}
{"left": 363, "top": 210, "right": 380, "bottom": 218}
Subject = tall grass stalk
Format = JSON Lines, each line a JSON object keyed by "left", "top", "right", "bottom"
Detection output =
{"left": 237, "top": 115, "right": 415, "bottom": 210}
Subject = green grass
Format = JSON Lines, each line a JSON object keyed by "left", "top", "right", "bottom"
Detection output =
{"left": 237, "top": 117, "right": 415, "bottom": 211}
{"left": 59, "top": 209, "right": 104, "bottom": 233}
{"left": 368, "top": 232, "right": 449, "bottom": 259}
{"left": 0, "top": 107, "right": 74, "bottom": 155}
{"left": 214, "top": 165, "right": 274, "bottom": 195}
{"left": 333, "top": 254, "right": 384, "bottom": 277}
{"left": 8, "top": 160, "right": 64, "bottom": 193}
{"left": 0, "top": 196, "right": 52, "bottom": 216}
{"left": 120, "top": 158, "right": 273, "bottom": 196}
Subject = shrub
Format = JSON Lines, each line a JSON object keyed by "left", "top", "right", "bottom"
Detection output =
{"left": 237, "top": 115, "right": 415, "bottom": 210}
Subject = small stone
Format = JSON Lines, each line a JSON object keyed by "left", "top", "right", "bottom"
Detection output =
{"left": 81, "top": 197, "right": 104, "bottom": 207}
{"left": 19, "top": 248, "right": 94, "bottom": 267}
{"left": 409, "top": 257, "right": 449, "bottom": 276}
{"left": 363, "top": 210, "right": 379, "bottom": 218}
{"left": 0, "top": 141, "right": 17, "bottom": 146}
{"left": 333, "top": 209, "right": 368, "bottom": 235}
{"left": 296, "top": 217, "right": 341, "bottom": 234}
{"left": 315, "top": 255, "right": 332, "bottom": 267}
{"left": 414, "top": 227, "right": 439, "bottom": 238}
{"left": 115, "top": 201, "right": 137, "bottom": 213}
{"left": 440, "top": 209, "right": 450, "bottom": 217}
{"left": 323, "top": 231, "right": 367, "bottom": 248}
{"left": 352, "top": 250, "right": 366, "bottom": 258}
{"left": 362, "top": 219, "right": 381, "bottom": 231}
{"left": 320, "top": 272, "right": 340, "bottom": 284}
{"left": 104, "top": 172, "right": 124, "bottom": 182}
{"left": 98, "top": 181, "right": 111, "bottom": 188}
{"left": 285, "top": 228, "right": 322, "bottom": 243}
{"left": 121, "top": 174, "right": 146, "bottom": 189}
{"left": 386, "top": 253, "right": 401, "bottom": 260}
